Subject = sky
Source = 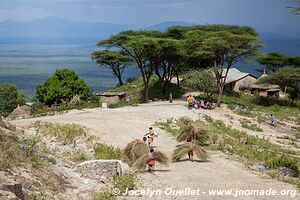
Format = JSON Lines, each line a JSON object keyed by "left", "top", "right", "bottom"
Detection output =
{"left": 0, "top": 0, "right": 299, "bottom": 32}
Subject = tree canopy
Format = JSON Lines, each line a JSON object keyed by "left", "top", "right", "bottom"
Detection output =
{"left": 96, "top": 25, "right": 262, "bottom": 104}
{"left": 91, "top": 50, "right": 131, "bottom": 85}
{"left": 36, "top": 69, "right": 90, "bottom": 106}
{"left": 257, "top": 52, "right": 300, "bottom": 72}
{"left": 0, "top": 83, "right": 25, "bottom": 117}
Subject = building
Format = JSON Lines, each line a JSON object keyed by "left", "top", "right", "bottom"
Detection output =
{"left": 250, "top": 71, "right": 280, "bottom": 98}
{"left": 222, "top": 68, "right": 257, "bottom": 92}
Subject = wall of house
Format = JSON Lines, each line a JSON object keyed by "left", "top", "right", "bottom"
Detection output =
{"left": 233, "top": 76, "right": 257, "bottom": 92}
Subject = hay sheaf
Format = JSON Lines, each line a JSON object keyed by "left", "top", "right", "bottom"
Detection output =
{"left": 123, "top": 140, "right": 148, "bottom": 161}
{"left": 172, "top": 142, "right": 208, "bottom": 162}
{"left": 133, "top": 150, "right": 169, "bottom": 171}
{"left": 177, "top": 123, "right": 208, "bottom": 143}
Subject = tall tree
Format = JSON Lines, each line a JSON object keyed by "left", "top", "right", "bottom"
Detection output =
{"left": 257, "top": 52, "right": 287, "bottom": 72}
{"left": 91, "top": 50, "right": 131, "bottom": 85}
{"left": 184, "top": 25, "right": 262, "bottom": 106}
{"left": 154, "top": 38, "right": 185, "bottom": 95}
{"left": 98, "top": 31, "right": 166, "bottom": 102}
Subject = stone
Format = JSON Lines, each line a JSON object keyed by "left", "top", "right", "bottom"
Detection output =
{"left": 256, "top": 163, "right": 270, "bottom": 171}
{"left": 0, "top": 179, "right": 24, "bottom": 200}
{"left": 278, "top": 167, "right": 299, "bottom": 178}
{"left": 74, "top": 160, "right": 130, "bottom": 182}
{"left": 0, "top": 190, "right": 19, "bottom": 200}
{"left": 7, "top": 105, "right": 31, "bottom": 120}
{"left": 0, "top": 117, "right": 16, "bottom": 131}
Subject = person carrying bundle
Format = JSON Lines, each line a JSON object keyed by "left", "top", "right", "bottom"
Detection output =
{"left": 144, "top": 127, "right": 158, "bottom": 147}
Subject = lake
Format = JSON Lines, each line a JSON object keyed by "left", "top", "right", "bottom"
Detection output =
{"left": 0, "top": 44, "right": 267, "bottom": 98}
{"left": 0, "top": 44, "right": 139, "bottom": 97}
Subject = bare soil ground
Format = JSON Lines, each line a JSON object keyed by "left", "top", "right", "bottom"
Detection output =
{"left": 12, "top": 100, "right": 299, "bottom": 200}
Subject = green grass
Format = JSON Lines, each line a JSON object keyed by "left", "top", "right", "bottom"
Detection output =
{"left": 0, "top": 130, "right": 45, "bottom": 171}
{"left": 94, "top": 143, "right": 122, "bottom": 160}
{"left": 222, "top": 94, "right": 300, "bottom": 122}
{"left": 93, "top": 173, "right": 136, "bottom": 200}
{"left": 239, "top": 118, "right": 263, "bottom": 132}
{"left": 72, "top": 151, "right": 89, "bottom": 163}
{"left": 34, "top": 122, "right": 86, "bottom": 145}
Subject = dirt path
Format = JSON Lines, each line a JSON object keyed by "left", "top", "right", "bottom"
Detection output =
{"left": 12, "top": 101, "right": 299, "bottom": 200}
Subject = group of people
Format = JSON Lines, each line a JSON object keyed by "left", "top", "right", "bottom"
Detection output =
{"left": 187, "top": 95, "right": 215, "bottom": 110}
{"left": 144, "top": 127, "right": 159, "bottom": 172}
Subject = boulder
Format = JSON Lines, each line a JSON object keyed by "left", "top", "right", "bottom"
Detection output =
{"left": 278, "top": 167, "right": 299, "bottom": 178}
{"left": 0, "top": 190, "right": 19, "bottom": 200}
{"left": 256, "top": 163, "right": 270, "bottom": 171}
{"left": 0, "top": 117, "right": 16, "bottom": 132}
{"left": 0, "top": 179, "right": 24, "bottom": 200}
{"left": 74, "top": 160, "right": 129, "bottom": 182}
{"left": 7, "top": 105, "right": 31, "bottom": 120}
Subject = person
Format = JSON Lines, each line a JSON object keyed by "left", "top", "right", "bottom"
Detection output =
{"left": 144, "top": 127, "right": 158, "bottom": 147}
{"left": 142, "top": 136, "right": 148, "bottom": 144}
{"left": 169, "top": 93, "right": 173, "bottom": 103}
{"left": 270, "top": 114, "right": 276, "bottom": 126}
{"left": 187, "top": 95, "right": 193, "bottom": 110}
{"left": 148, "top": 148, "right": 155, "bottom": 172}
{"left": 187, "top": 137, "right": 194, "bottom": 162}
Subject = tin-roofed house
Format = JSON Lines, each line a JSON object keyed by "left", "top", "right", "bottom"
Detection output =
{"left": 222, "top": 68, "right": 257, "bottom": 92}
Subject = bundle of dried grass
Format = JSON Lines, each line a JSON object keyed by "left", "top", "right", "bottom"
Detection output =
{"left": 133, "top": 150, "right": 169, "bottom": 171}
{"left": 172, "top": 142, "right": 207, "bottom": 162}
{"left": 123, "top": 140, "right": 149, "bottom": 161}
{"left": 177, "top": 123, "right": 208, "bottom": 143}
{"left": 130, "top": 142, "right": 149, "bottom": 161}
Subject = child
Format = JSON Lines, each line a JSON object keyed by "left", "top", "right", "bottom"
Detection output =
{"left": 187, "top": 137, "right": 194, "bottom": 162}
{"left": 187, "top": 95, "right": 193, "bottom": 110}
{"left": 148, "top": 148, "right": 155, "bottom": 172}
{"left": 144, "top": 127, "right": 158, "bottom": 147}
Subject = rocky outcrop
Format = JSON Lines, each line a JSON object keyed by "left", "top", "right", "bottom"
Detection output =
{"left": 0, "top": 179, "right": 24, "bottom": 200}
{"left": 0, "top": 117, "right": 16, "bottom": 131}
{"left": 7, "top": 105, "right": 31, "bottom": 120}
{"left": 74, "top": 160, "right": 129, "bottom": 183}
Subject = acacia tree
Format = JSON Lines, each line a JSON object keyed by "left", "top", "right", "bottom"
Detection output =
{"left": 184, "top": 25, "right": 262, "bottom": 106}
{"left": 98, "top": 31, "right": 168, "bottom": 102}
{"left": 91, "top": 50, "right": 131, "bottom": 85}
{"left": 154, "top": 38, "right": 185, "bottom": 95}
{"left": 257, "top": 52, "right": 300, "bottom": 73}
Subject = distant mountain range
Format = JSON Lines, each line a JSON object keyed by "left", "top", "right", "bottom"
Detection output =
{"left": 0, "top": 17, "right": 299, "bottom": 55}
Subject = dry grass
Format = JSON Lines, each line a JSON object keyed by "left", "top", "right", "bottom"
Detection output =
{"left": 133, "top": 150, "right": 169, "bottom": 171}
{"left": 172, "top": 142, "right": 208, "bottom": 162}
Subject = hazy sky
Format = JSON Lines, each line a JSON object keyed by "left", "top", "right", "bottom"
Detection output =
{"left": 0, "top": 0, "right": 299, "bottom": 32}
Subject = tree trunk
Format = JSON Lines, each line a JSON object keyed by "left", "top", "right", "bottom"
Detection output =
{"left": 117, "top": 75, "right": 123, "bottom": 86}
{"left": 216, "top": 84, "right": 224, "bottom": 107}
{"left": 144, "top": 83, "right": 149, "bottom": 103}
{"left": 176, "top": 72, "right": 180, "bottom": 87}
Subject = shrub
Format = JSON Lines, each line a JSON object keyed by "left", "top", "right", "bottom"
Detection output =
{"left": 113, "top": 173, "right": 136, "bottom": 193}
{"left": 36, "top": 69, "right": 91, "bottom": 106}
{"left": 93, "top": 191, "right": 115, "bottom": 200}
{"left": 94, "top": 144, "right": 122, "bottom": 160}
{"left": 35, "top": 122, "right": 86, "bottom": 145}
{"left": 0, "top": 83, "right": 25, "bottom": 116}
{"left": 267, "top": 155, "right": 299, "bottom": 173}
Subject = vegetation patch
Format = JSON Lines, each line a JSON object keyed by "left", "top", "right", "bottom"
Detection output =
{"left": 34, "top": 121, "right": 86, "bottom": 145}
{"left": 94, "top": 143, "right": 122, "bottom": 160}
{"left": 239, "top": 118, "right": 263, "bottom": 132}
{"left": 93, "top": 173, "right": 136, "bottom": 200}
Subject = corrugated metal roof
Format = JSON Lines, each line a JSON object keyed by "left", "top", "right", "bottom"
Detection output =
{"left": 222, "top": 68, "right": 253, "bottom": 84}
